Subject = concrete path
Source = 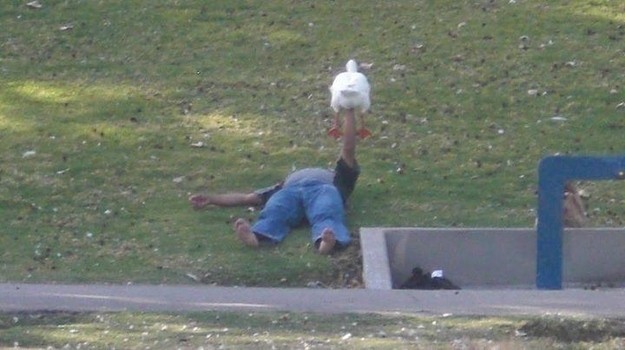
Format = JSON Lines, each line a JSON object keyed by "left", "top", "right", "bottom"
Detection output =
{"left": 1, "top": 283, "right": 625, "bottom": 318}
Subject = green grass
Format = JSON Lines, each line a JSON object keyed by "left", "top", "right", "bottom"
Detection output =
{"left": 2, "top": 311, "right": 624, "bottom": 349}
{"left": 2, "top": 0, "right": 625, "bottom": 286}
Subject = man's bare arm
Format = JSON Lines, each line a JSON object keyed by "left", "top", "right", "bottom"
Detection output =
{"left": 340, "top": 109, "right": 357, "bottom": 168}
{"left": 189, "top": 193, "right": 262, "bottom": 209}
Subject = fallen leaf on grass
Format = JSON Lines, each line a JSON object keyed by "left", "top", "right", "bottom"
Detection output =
{"left": 551, "top": 116, "right": 567, "bottom": 121}
{"left": 358, "top": 62, "right": 374, "bottom": 70}
{"left": 185, "top": 273, "right": 200, "bottom": 282}
{"left": 26, "top": 1, "right": 42, "bottom": 9}
{"left": 22, "top": 150, "right": 36, "bottom": 158}
{"left": 306, "top": 281, "right": 326, "bottom": 288}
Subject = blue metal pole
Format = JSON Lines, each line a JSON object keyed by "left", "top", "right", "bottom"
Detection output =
{"left": 536, "top": 157, "right": 565, "bottom": 289}
{"left": 536, "top": 155, "right": 625, "bottom": 289}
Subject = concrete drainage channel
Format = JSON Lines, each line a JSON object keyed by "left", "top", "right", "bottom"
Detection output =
{"left": 360, "top": 227, "right": 625, "bottom": 290}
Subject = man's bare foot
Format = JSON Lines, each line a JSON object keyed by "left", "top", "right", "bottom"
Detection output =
{"left": 317, "top": 228, "right": 336, "bottom": 255}
{"left": 233, "top": 218, "right": 259, "bottom": 248}
{"left": 189, "top": 194, "right": 210, "bottom": 210}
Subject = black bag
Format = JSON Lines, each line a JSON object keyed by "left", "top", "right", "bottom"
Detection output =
{"left": 399, "top": 267, "right": 460, "bottom": 290}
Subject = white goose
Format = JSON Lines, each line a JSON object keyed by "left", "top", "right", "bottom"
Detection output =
{"left": 328, "top": 59, "right": 371, "bottom": 139}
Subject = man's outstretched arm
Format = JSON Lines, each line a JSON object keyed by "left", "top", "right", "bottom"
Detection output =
{"left": 340, "top": 109, "right": 357, "bottom": 168}
{"left": 189, "top": 193, "right": 261, "bottom": 209}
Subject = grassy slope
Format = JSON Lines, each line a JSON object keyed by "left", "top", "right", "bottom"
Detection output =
{"left": 1, "top": 0, "right": 625, "bottom": 286}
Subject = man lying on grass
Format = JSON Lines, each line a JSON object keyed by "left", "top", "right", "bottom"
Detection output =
{"left": 189, "top": 110, "right": 360, "bottom": 254}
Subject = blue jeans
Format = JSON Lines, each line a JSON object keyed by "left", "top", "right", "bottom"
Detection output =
{"left": 251, "top": 181, "right": 352, "bottom": 247}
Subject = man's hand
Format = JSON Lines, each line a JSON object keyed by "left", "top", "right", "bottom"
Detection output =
{"left": 189, "top": 194, "right": 210, "bottom": 210}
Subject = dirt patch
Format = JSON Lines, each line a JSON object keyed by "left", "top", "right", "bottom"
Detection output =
{"left": 327, "top": 235, "right": 364, "bottom": 288}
